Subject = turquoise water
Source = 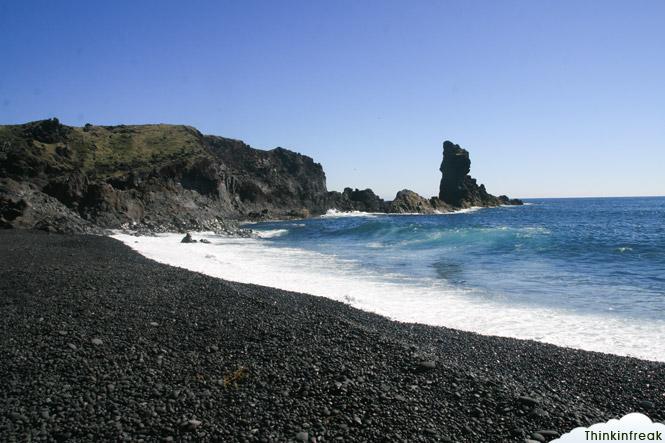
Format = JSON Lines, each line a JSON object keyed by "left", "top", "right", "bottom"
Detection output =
{"left": 251, "top": 197, "right": 665, "bottom": 322}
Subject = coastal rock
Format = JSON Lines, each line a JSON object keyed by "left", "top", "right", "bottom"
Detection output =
{"left": 181, "top": 233, "right": 197, "bottom": 243}
{"left": 1, "top": 119, "right": 525, "bottom": 235}
{"left": 0, "top": 178, "right": 102, "bottom": 234}
{"left": 438, "top": 140, "right": 522, "bottom": 208}
{"left": 429, "top": 196, "right": 453, "bottom": 212}
{"left": 0, "top": 120, "right": 332, "bottom": 234}
{"left": 387, "top": 190, "right": 437, "bottom": 214}
{"left": 206, "top": 138, "right": 329, "bottom": 218}
{"left": 498, "top": 195, "right": 524, "bottom": 206}
{"left": 326, "top": 187, "right": 387, "bottom": 213}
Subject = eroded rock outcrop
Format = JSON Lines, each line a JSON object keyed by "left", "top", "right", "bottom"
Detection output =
{"left": 0, "top": 119, "right": 330, "bottom": 233}
{"left": 326, "top": 188, "right": 387, "bottom": 213}
{"left": 1, "top": 119, "right": 523, "bottom": 234}
{"left": 388, "top": 190, "right": 437, "bottom": 214}
{"left": 0, "top": 178, "right": 102, "bottom": 234}
{"left": 438, "top": 141, "right": 522, "bottom": 208}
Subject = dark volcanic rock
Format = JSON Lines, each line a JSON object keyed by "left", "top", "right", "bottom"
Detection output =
{"left": 498, "top": 194, "right": 524, "bottom": 206}
{"left": 205, "top": 138, "right": 330, "bottom": 219}
{"left": 181, "top": 233, "right": 197, "bottom": 243}
{"left": 438, "top": 141, "right": 472, "bottom": 207}
{"left": 429, "top": 196, "right": 453, "bottom": 212}
{"left": 0, "top": 178, "right": 102, "bottom": 234}
{"left": 438, "top": 140, "right": 522, "bottom": 208}
{"left": 0, "top": 120, "right": 333, "bottom": 233}
{"left": 1, "top": 231, "right": 663, "bottom": 442}
{"left": 327, "top": 187, "right": 387, "bottom": 212}
{"left": 388, "top": 189, "right": 440, "bottom": 214}
{"left": 2, "top": 120, "right": 527, "bottom": 234}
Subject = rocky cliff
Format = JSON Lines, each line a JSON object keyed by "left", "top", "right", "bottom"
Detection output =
{"left": 0, "top": 119, "right": 521, "bottom": 234}
{"left": 438, "top": 140, "right": 522, "bottom": 208}
{"left": 0, "top": 119, "right": 331, "bottom": 233}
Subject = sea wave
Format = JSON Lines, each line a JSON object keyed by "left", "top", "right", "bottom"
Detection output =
{"left": 448, "top": 206, "right": 482, "bottom": 214}
{"left": 322, "top": 209, "right": 379, "bottom": 218}
{"left": 322, "top": 207, "right": 486, "bottom": 218}
{"left": 112, "top": 232, "right": 665, "bottom": 362}
{"left": 255, "top": 229, "right": 289, "bottom": 238}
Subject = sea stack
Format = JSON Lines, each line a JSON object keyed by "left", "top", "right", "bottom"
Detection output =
{"left": 438, "top": 140, "right": 522, "bottom": 208}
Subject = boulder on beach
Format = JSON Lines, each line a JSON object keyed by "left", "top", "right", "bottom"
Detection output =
{"left": 181, "top": 233, "right": 197, "bottom": 243}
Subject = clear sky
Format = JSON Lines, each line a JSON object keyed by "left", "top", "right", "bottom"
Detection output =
{"left": 1, "top": 0, "right": 664, "bottom": 198}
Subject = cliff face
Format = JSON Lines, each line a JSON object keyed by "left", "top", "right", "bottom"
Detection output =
{"left": 0, "top": 120, "right": 522, "bottom": 234}
{"left": 204, "top": 136, "right": 329, "bottom": 219}
{"left": 0, "top": 119, "right": 330, "bottom": 233}
{"left": 438, "top": 141, "right": 522, "bottom": 208}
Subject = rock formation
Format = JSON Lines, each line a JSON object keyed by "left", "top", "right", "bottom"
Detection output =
{"left": 326, "top": 188, "right": 387, "bottom": 213}
{"left": 0, "top": 119, "right": 522, "bottom": 234}
{"left": 0, "top": 178, "right": 102, "bottom": 234}
{"left": 438, "top": 141, "right": 522, "bottom": 208}
{"left": 0, "top": 119, "right": 332, "bottom": 233}
{"left": 388, "top": 190, "right": 437, "bottom": 214}
{"left": 180, "top": 233, "right": 197, "bottom": 243}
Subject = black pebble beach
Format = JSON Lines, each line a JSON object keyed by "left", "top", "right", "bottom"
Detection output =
{"left": 1, "top": 231, "right": 663, "bottom": 442}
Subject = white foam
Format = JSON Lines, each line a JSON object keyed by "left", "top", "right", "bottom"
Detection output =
{"left": 449, "top": 206, "right": 482, "bottom": 214}
{"left": 323, "top": 207, "right": 485, "bottom": 218}
{"left": 255, "top": 229, "right": 289, "bottom": 238}
{"left": 322, "top": 209, "right": 379, "bottom": 218}
{"left": 112, "top": 232, "right": 665, "bottom": 362}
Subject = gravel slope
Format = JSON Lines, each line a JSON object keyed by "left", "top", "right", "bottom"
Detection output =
{"left": 0, "top": 231, "right": 663, "bottom": 442}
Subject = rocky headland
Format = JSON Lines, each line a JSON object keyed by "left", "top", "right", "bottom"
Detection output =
{"left": 0, "top": 119, "right": 521, "bottom": 234}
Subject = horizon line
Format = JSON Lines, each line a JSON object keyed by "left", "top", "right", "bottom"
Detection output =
{"left": 517, "top": 195, "right": 665, "bottom": 200}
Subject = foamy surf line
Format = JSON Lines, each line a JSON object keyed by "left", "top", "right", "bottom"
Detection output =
{"left": 112, "top": 232, "right": 665, "bottom": 362}
{"left": 321, "top": 206, "right": 483, "bottom": 217}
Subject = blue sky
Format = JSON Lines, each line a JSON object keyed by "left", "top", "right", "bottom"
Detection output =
{"left": 1, "top": 0, "right": 664, "bottom": 198}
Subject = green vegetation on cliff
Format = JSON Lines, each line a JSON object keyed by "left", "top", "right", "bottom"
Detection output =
{"left": 0, "top": 118, "right": 209, "bottom": 179}
{"left": 0, "top": 118, "right": 330, "bottom": 233}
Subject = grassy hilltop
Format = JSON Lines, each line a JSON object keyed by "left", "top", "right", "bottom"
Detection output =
{"left": 0, "top": 118, "right": 332, "bottom": 233}
{"left": 0, "top": 118, "right": 210, "bottom": 179}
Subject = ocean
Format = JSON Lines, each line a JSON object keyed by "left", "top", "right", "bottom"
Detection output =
{"left": 113, "top": 197, "right": 665, "bottom": 361}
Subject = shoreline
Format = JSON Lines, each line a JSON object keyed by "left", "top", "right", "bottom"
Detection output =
{"left": 1, "top": 230, "right": 663, "bottom": 442}
{"left": 113, "top": 230, "right": 665, "bottom": 363}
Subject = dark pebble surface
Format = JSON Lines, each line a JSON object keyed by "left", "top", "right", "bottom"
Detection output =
{"left": 1, "top": 231, "right": 663, "bottom": 442}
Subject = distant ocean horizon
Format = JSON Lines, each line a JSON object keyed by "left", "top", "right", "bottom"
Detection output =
{"left": 521, "top": 195, "right": 665, "bottom": 200}
{"left": 115, "top": 196, "right": 665, "bottom": 362}
{"left": 373, "top": 195, "right": 665, "bottom": 200}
